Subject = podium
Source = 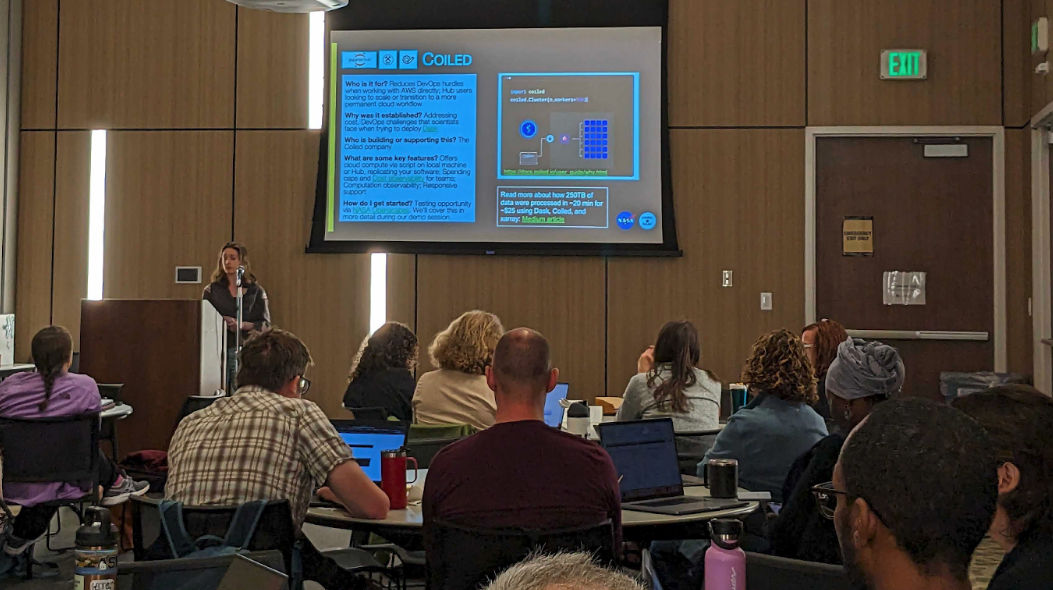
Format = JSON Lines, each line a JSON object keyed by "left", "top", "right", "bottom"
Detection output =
{"left": 80, "top": 300, "right": 225, "bottom": 455}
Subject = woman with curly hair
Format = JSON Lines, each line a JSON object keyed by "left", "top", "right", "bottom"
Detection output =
{"left": 343, "top": 322, "right": 419, "bottom": 421}
{"left": 412, "top": 310, "right": 505, "bottom": 430}
{"left": 697, "top": 329, "right": 828, "bottom": 501}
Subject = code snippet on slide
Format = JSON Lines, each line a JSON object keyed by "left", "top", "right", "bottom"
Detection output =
{"left": 339, "top": 74, "right": 477, "bottom": 223}
{"left": 496, "top": 187, "right": 609, "bottom": 228}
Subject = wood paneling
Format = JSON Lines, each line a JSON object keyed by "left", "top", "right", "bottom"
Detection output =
{"left": 668, "top": 0, "right": 805, "bottom": 127}
{"left": 56, "top": 0, "right": 236, "bottom": 129}
{"left": 102, "top": 132, "right": 234, "bottom": 300}
{"left": 21, "top": 0, "right": 58, "bottom": 129}
{"left": 808, "top": 0, "right": 1002, "bottom": 126}
{"left": 1006, "top": 129, "right": 1033, "bottom": 373}
{"left": 234, "top": 131, "right": 370, "bottom": 417}
{"left": 14, "top": 132, "right": 55, "bottom": 362}
{"left": 1005, "top": 0, "right": 1031, "bottom": 127}
{"left": 415, "top": 257, "right": 607, "bottom": 400}
{"left": 607, "top": 129, "right": 806, "bottom": 396}
{"left": 51, "top": 131, "right": 91, "bottom": 348}
{"left": 236, "top": 9, "right": 309, "bottom": 129}
{"left": 387, "top": 254, "right": 417, "bottom": 331}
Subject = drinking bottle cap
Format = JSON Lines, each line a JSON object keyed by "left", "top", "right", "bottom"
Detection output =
{"left": 708, "top": 518, "right": 743, "bottom": 550}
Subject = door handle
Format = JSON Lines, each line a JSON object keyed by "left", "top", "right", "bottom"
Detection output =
{"left": 846, "top": 330, "right": 988, "bottom": 342}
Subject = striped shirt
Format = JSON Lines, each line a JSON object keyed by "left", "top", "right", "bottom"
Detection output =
{"left": 165, "top": 386, "right": 352, "bottom": 526}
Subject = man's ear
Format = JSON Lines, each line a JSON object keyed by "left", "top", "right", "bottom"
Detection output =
{"left": 852, "top": 497, "right": 880, "bottom": 549}
{"left": 546, "top": 368, "right": 560, "bottom": 393}
{"left": 998, "top": 462, "right": 1021, "bottom": 495}
{"left": 485, "top": 365, "right": 498, "bottom": 393}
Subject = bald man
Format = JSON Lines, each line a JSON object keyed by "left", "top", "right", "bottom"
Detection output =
{"left": 423, "top": 328, "right": 622, "bottom": 550}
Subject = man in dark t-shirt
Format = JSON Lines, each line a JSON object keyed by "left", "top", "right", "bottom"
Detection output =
{"left": 423, "top": 328, "right": 622, "bottom": 551}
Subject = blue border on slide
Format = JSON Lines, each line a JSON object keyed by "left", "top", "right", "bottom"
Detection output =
{"left": 497, "top": 72, "right": 640, "bottom": 181}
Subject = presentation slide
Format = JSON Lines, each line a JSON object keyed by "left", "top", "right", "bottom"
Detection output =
{"left": 323, "top": 27, "right": 665, "bottom": 249}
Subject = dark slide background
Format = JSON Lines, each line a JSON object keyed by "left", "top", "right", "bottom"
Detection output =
{"left": 309, "top": 0, "right": 677, "bottom": 256}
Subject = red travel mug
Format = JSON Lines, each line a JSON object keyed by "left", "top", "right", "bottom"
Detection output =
{"left": 380, "top": 449, "right": 418, "bottom": 510}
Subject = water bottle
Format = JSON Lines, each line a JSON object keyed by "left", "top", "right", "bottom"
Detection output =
{"left": 704, "top": 519, "right": 746, "bottom": 590}
{"left": 74, "top": 507, "right": 119, "bottom": 590}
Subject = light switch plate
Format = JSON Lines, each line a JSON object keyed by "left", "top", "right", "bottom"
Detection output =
{"left": 760, "top": 292, "right": 773, "bottom": 311}
{"left": 722, "top": 270, "right": 733, "bottom": 288}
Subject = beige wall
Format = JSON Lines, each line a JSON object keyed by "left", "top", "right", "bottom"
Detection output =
{"left": 16, "top": 0, "right": 1035, "bottom": 415}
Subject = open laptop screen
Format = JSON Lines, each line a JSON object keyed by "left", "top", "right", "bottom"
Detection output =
{"left": 597, "top": 418, "right": 683, "bottom": 502}
{"left": 330, "top": 421, "right": 408, "bottom": 482}
{"left": 543, "top": 383, "right": 570, "bottom": 428}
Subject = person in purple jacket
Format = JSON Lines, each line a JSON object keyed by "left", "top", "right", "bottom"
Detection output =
{"left": 0, "top": 326, "right": 148, "bottom": 559}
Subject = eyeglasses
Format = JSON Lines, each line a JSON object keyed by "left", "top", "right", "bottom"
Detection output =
{"left": 802, "top": 343, "right": 815, "bottom": 349}
{"left": 299, "top": 377, "right": 311, "bottom": 396}
{"left": 811, "top": 481, "right": 847, "bottom": 520}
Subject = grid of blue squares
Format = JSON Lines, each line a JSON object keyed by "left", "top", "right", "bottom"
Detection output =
{"left": 582, "top": 119, "right": 609, "bottom": 160}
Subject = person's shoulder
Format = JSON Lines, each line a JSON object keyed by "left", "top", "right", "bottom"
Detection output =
{"left": 625, "top": 373, "right": 650, "bottom": 393}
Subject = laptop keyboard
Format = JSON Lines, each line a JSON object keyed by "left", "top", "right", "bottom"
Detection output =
{"left": 635, "top": 497, "right": 698, "bottom": 508}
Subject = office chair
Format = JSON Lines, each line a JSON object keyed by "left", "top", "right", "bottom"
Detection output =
{"left": 673, "top": 429, "right": 722, "bottom": 475}
{"left": 117, "top": 550, "right": 287, "bottom": 590}
{"left": 744, "top": 552, "right": 850, "bottom": 590}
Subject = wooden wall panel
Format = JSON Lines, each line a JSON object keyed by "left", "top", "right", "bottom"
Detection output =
{"left": 415, "top": 257, "right": 607, "bottom": 400}
{"left": 236, "top": 9, "right": 309, "bottom": 129}
{"left": 21, "top": 0, "right": 57, "bottom": 129}
{"left": 14, "top": 132, "right": 55, "bottom": 362}
{"left": 1005, "top": 0, "right": 1031, "bottom": 127}
{"left": 669, "top": 0, "right": 806, "bottom": 127}
{"left": 51, "top": 131, "right": 91, "bottom": 348}
{"left": 234, "top": 131, "right": 370, "bottom": 417}
{"left": 56, "top": 0, "right": 236, "bottom": 129}
{"left": 1005, "top": 129, "right": 1033, "bottom": 373}
{"left": 808, "top": 0, "right": 1002, "bottom": 126}
{"left": 102, "top": 132, "right": 234, "bottom": 300}
{"left": 607, "top": 129, "right": 806, "bottom": 395}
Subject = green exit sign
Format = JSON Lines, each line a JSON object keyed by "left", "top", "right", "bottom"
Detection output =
{"left": 881, "top": 50, "right": 927, "bottom": 80}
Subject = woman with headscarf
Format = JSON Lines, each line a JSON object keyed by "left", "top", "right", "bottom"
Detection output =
{"left": 768, "top": 337, "right": 905, "bottom": 565}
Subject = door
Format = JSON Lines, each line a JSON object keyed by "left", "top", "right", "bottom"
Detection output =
{"left": 816, "top": 137, "right": 994, "bottom": 400}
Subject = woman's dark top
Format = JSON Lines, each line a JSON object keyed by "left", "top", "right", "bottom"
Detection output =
{"left": 769, "top": 433, "right": 845, "bottom": 565}
{"left": 987, "top": 532, "right": 1053, "bottom": 590}
{"left": 343, "top": 368, "right": 416, "bottom": 421}
{"left": 812, "top": 375, "right": 832, "bottom": 421}
{"left": 202, "top": 280, "right": 271, "bottom": 343}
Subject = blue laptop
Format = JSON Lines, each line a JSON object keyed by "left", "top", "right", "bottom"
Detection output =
{"left": 329, "top": 420, "right": 409, "bottom": 483}
{"left": 543, "top": 383, "right": 570, "bottom": 428}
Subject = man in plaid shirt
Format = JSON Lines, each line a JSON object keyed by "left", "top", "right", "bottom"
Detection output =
{"left": 167, "top": 328, "right": 389, "bottom": 588}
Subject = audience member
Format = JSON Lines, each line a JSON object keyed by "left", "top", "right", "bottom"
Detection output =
{"left": 953, "top": 385, "right": 1053, "bottom": 590}
{"left": 343, "top": 321, "right": 418, "bottom": 420}
{"left": 826, "top": 397, "right": 997, "bottom": 590}
{"left": 413, "top": 310, "right": 504, "bottom": 430}
{"left": 801, "top": 319, "right": 848, "bottom": 422}
{"left": 617, "top": 320, "right": 721, "bottom": 433}
{"left": 166, "top": 329, "right": 389, "bottom": 589}
{"left": 424, "top": 328, "right": 622, "bottom": 552}
{"left": 770, "top": 338, "right": 904, "bottom": 564}
{"left": 485, "top": 553, "right": 645, "bottom": 590}
{"left": 698, "top": 329, "right": 827, "bottom": 501}
{"left": 0, "top": 326, "right": 148, "bottom": 560}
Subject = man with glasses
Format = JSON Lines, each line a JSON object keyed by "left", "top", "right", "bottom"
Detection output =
{"left": 166, "top": 328, "right": 389, "bottom": 588}
{"left": 812, "top": 397, "right": 998, "bottom": 590}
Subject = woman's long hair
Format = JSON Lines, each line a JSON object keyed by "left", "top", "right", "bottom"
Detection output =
{"left": 31, "top": 326, "right": 73, "bottom": 412}
{"left": 349, "top": 322, "right": 419, "bottom": 382}
{"left": 802, "top": 319, "right": 848, "bottom": 377}
{"left": 646, "top": 320, "right": 715, "bottom": 414}
{"left": 210, "top": 242, "right": 257, "bottom": 286}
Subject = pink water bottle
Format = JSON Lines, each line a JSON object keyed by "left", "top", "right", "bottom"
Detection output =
{"left": 704, "top": 519, "right": 746, "bottom": 590}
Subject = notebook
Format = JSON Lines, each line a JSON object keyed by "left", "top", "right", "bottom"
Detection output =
{"left": 596, "top": 418, "right": 747, "bottom": 516}
{"left": 543, "top": 383, "right": 571, "bottom": 428}
{"left": 329, "top": 420, "right": 409, "bottom": 483}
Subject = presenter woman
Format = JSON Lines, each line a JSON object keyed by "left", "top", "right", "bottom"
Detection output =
{"left": 203, "top": 242, "right": 271, "bottom": 390}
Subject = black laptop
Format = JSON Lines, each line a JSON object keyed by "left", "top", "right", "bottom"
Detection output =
{"left": 597, "top": 418, "right": 747, "bottom": 516}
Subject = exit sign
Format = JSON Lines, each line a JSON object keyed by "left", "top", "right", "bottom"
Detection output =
{"left": 881, "top": 50, "right": 928, "bottom": 80}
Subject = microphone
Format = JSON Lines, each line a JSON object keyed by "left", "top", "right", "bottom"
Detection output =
{"left": 236, "top": 265, "right": 245, "bottom": 287}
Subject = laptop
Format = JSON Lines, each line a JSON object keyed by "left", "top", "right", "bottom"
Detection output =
{"left": 597, "top": 418, "right": 747, "bottom": 516}
{"left": 329, "top": 420, "right": 409, "bottom": 483}
{"left": 543, "top": 383, "right": 571, "bottom": 428}
{"left": 216, "top": 554, "right": 287, "bottom": 590}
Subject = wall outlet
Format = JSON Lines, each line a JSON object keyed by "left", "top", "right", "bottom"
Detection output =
{"left": 760, "top": 292, "right": 773, "bottom": 311}
{"left": 722, "top": 270, "right": 733, "bottom": 288}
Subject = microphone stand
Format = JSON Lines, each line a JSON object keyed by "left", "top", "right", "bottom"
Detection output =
{"left": 234, "top": 266, "right": 245, "bottom": 387}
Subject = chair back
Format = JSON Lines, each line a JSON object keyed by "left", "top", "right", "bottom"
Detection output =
{"left": 131, "top": 497, "right": 297, "bottom": 578}
{"left": 424, "top": 519, "right": 614, "bottom": 590}
{"left": 405, "top": 437, "right": 462, "bottom": 469}
{"left": 745, "top": 552, "right": 849, "bottom": 590}
{"left": 673, "top": 429, "right": 722, "bottom": 475}
{"left": 408, "top": 423, "right": 475, "bottom": 441}
{"left": 0, "top": 413, "right": 101, "bottom": 486}
{"left": 176, "top": 396, "right": 220, "bottom": 426}
{"left": 117, "top": 550, "right": 287, "bottom": 590}
{"left": 344, "top": 406, "right": 389, "bottom": 421}
{"left": 98, "top": 383, "right": 125, "bottom": 403}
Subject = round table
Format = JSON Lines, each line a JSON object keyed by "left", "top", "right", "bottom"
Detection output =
{"left": 305, "top": 484, "right": 759, "bottom": 543}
